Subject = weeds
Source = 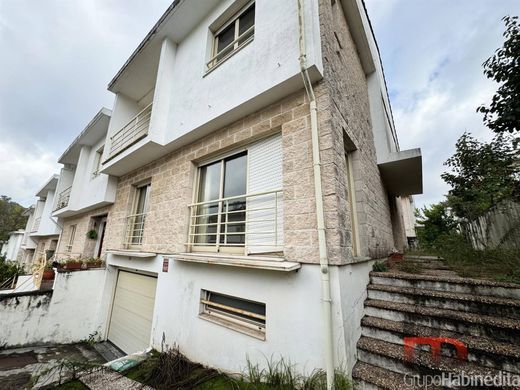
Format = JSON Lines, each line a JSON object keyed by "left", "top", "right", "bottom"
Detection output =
{"left": 372, "top": 261, "right": 388, "bottom": 272}
{"left": 395, "top": 260, "right": 423, "bottom": 274}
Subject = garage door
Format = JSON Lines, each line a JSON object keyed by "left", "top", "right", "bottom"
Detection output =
{"left": 108, "top": 271, "right": 157, "bottom": 354}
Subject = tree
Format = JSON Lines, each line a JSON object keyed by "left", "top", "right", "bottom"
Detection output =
{"left": 478, "top": 16, "right": 520, "bottom": 136}
{"left": 441, "top": 132, "right": 519, "bottom": 220}
{"left": 416, "top": 203, "right": 458, "bottom": 248}
{"left": 0, "top": 196, "right": 28, "bottom": 242}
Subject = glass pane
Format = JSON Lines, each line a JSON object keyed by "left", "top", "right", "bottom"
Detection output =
{"left": 221, "top": 153, "right": 247, "bottom": 245}
{"left": 223, "top": 153, "right": 247, "bottom": 197}
{"left": 239, "top": 4, "right": 255, "bottom": 36}
{"left": 198, "top": 161, "right": 221, "bottom": 202}
{"left": 216, "top": 23, "right": 235, "bottom": 54}
{"left": 135, "top": 185, "right": 150, "bottom": 214}
{"left": 195, "top": 161, "right": 221, "bottom": 245}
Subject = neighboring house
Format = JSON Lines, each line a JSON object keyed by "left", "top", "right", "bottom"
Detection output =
{"left": 25, "top": 175, "right": 61, "bottom": 267}
{"left": 4, "top": 0, "right": 423, "bottom": 382}
{"left": 18, "top": 206, "right": 37, "bottom": 265}
{"left": 52, "top": 108, "right": 116, "bottom": 261}
{"left": 1, "top": 230, "right": 25, "bottom": 261}
{"left": 401, "top": 196, "right": 418, "bottom": 247}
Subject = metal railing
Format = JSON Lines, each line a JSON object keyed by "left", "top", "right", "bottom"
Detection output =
{"left": 123, "top": 212, "right": 147, "bottom": 248}
{"left": 188, "top": 189, "right": 283, "bottom": 252}
{"left": 107, "top": 103, "right": 153, "bottom": 160}
{"left": 31, "top": 217, "right": 41, "bottom": 232}
{"left": 206, "top": 25, "right": 254, "bottom": 70}
{"left": 54, "top": 186, "right": 72, "bottom": 211}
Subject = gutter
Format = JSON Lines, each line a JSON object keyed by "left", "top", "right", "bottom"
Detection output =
{"left": 296, "top": 0, "right": 335, "bottom": 388}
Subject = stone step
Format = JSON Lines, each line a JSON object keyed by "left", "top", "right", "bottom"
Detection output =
{"left": 404, "top": 255, "right": 442, "bottom": 262}
{"left": 357, "top": 337, "right": 513, "bottom": 387}
{"left": 361, "top": 316, "right": 520, "bottom": 374}
{"left": 352, "top": 361, "right": 437, "bottom": 390}
{"left": 370, "top": 272, "right": 520, "bottom": 299}
{"left": 403, "top": 261, "right": 450, "bottom": 270}
{"left": 364, "top": 299, "right": 520, "bottom": 343}
{"left": 367, "top": 284, "right": 520, "bottom": 319}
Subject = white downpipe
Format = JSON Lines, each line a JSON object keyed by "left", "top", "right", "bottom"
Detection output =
{"left": 296, "top": 0, "right": 335, "bottom": 388}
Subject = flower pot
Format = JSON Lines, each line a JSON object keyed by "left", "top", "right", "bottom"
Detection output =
{"left": 42, "top": 269, "right": 55, "bottom": 280}
{"left": 63, "top": 262, "right": 82, "bottom": 270}
{"left": 87, "top": 261, "right": 103, "bottom": 269}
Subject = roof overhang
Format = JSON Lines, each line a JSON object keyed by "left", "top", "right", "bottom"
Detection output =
{"left": 108, "top": 0, "right": 221, "bottom": 100}
{"left": 35, "top": 175, "right": 59, "bottom": 198}
{"left": 58, "top": 108, "right": 112, "bottom": 165}
{"left": 378, "top": 148, "right": 423, "bottom": 196}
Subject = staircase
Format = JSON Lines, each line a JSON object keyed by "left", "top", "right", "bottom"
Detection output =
{"left": 352, "top": 256, "right": 520, "bottom": 389}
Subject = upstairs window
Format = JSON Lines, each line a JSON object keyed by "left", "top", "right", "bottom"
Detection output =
{"left": 92, "top": 146, "right": 104, "bottom": 178}
{"left": 207, "top": 2, "right": 255, "bottom": 70}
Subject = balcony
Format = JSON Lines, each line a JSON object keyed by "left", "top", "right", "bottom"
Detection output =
{"left": 54, "top": 186, "right": 72, "bottom": 211}
{"left": 187, "top": 189, "right": 283, "bottom": 254}
{"left": 31, "top": 217, "right": 41, "bottom": 233}
{"left": 106, "top": 103, "right": 152, "bottom": 161}
{"left": 123, "top": 213, "right": 147, "bottom": 248}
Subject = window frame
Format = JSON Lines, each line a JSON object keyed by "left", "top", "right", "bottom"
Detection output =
{"left": 124, "top": 182, "right": 151, "bottom": 248}
{"left": 206, "top": 1, "right": 255, "bottom": 72}
{"left": 91, "top": 146, "right": 104, "bottom": 179}
{"left": 66, "top": 224, "right": 76, "bottom": 253}
{"left": 199, "top": 289, "right": 266, "bottom": 340}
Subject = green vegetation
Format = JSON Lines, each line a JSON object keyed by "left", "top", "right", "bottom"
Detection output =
{"left": 52, "top": 380, "right": 89, "bottom": 390}
{"left": 395, "top": 260, "right": 423, "bottom": 275}
{"left": 0, "top": 195, "right": 28, "bottom": 242}
{"left": 372, "top": 261, "right": 388, "bottom": 272}
{"left": 124, "top": 348, "right": 351, "bottom": 390}
{"left": 0, "top": 254, "right": 25, "bottom": 285}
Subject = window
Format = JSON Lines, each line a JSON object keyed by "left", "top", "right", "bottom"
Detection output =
{"left": 92, "top": 146, "right": 104, "bottom": 178}
{"left": 192, "top": 152, "right": 247, "bottom": 252}
{"left": 200, "top": 290, "right": 266, "bottom": 340}
{"left": 207, "top": 2, "right": 255, "bottom": 70}
{"left": 124, "top": 183, "right": 151, "bottom": 247}
{"left": 66, "top": 225, "right": 76, "bottom": 253}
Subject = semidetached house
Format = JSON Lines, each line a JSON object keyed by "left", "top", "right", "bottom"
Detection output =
{"left": 6, "top": 0, "right": 422, "bottom": 383}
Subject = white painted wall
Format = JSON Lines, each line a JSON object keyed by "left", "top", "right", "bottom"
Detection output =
{"left": 103, "top": 253, "right": 373, "bottom": 376}
{"left": 36, "top": 190, "right": 61, "bottom": 236}
{"left": 0, "top": 269, "right": 107, "bottom": 347}
{"left": 1, "top": 231, "right": 24, "bottom": 261}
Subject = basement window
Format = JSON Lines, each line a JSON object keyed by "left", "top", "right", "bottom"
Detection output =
{"left": 199, "top": 289, "right": 266, "bottom": 340}
{"left": 206, "top": 2, "right": 255, "bottom": 71}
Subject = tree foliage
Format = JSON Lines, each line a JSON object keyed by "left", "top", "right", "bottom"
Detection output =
{"left": 441, "top": 133, "right": 519, "bottom": 220}
{"left": 0, "top": 254, "right": 25, "bottom": 284}
{"left": 478, "top": 16, "right": 520, "bottom": 135}
{"left": 416, "top": 203, "right": 458, "bottom": 248}
{"left": 0, "top": 196, "right": 28, "bottom": 242}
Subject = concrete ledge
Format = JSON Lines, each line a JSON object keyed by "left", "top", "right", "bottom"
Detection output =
{"left": 0, "top": 289, "right": 52, "bottom": 302}
{"left": 107, "top": 250, "right": 157, "bottom": 258}
{"left": 173, "top": 253, "right": 301, "bottom": 272}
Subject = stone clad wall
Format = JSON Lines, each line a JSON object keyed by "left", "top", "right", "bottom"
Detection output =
{"left": 317, "top": 0, "right": 399, "bottom": 259}
{"left": 102, "top": 89, "right": 356, "bottom": 264}
{"left": 55, "top": 206, "right": 112, "bottom": 261}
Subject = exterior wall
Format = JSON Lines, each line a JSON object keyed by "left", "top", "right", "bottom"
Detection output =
{"left": 0, "top": 269, "right": 106, "bottom": 348}
{"left": 31, "top": 236, "right": 59, "bottom": 265}
{"left": 401, "top": 196, "right": 417, "bottom": 238}
{"left": 104, "top": 89, "right": 352, "bottom": 265}
{"left": 55, "top": 206, "right": 112, "bottom": 261}
{"left": 317, "top": 0, "right": 396, "bottom": 258}
{"left": 1, "top": 231, "right": 24, "bottom": 261}
{"left": 36, "top": 190, "right": 61, "bottom": 236}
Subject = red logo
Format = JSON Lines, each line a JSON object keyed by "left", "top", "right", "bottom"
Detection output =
{"left": 404, "top": 337, "right": 468, "bottom": 364}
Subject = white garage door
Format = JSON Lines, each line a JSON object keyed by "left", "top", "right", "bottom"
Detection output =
{"left": 108, "top": 271, "right": 157, "bottom": 354}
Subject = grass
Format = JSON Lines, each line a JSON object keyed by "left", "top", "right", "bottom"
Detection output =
{"left": 124, "top": 348, "right": 351, "bottom": 390}
{"left": 372, "top": 261, "right": 388, "bottom": 272}
{"left": 51, "top": 380, "right": 89, "bottom": 389}
{"left": 422, "top": 235, "right": 520, "bottom": 284}
{"left": 395, "top": 259, "right": 423, "bottom": 274}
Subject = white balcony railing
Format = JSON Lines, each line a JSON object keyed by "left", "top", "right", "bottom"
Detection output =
{"left": 123, "top": 213, "right": 147, "bottom": 248}
{"left": 188, "top": 189, "right": 283, "bottom": 253}
{"left": 54, "top": 186, "right": 72, "bottom": 211}
{"left": 31, "top": 217, "right": 41, "bottom": 233}
{"left": 107, "top": 103, "right": 152, "bottom": 160}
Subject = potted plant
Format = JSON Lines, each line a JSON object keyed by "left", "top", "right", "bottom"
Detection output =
{"left": 62, "top": 259, "right": 84, "bottom": 270}
{"left": 86, "top": 258, "right": 104, "bottom": 269}
{"left": 42, "top": 263, "right": 55, "bottom": 280}
{"left": 86, "top": 229, "right": 98, "bottom": 240}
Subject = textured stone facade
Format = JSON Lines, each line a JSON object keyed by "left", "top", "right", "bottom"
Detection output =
{"left": 55, "top": 206, "right": 112, "bottom": 261}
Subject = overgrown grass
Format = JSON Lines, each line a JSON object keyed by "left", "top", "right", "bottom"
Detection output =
{"left": 395, "top": 259, "right": 423, "bottom": 274}
{"left": 423, "top": 234, "right": 520, "bottom": 284}
{"left": 52, "top": 380, "right": 89, "bottom": 390}
{"left": 125, "top": 348, "right": 351, "bottom": 390}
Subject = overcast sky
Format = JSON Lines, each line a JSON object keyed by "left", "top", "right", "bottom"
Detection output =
{"left": 0, "top": 1, "right": 518, "bottom": 208}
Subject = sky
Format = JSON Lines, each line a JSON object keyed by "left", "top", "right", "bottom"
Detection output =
{"left": 0, "top": 1, "right": 518, "bottom": 208}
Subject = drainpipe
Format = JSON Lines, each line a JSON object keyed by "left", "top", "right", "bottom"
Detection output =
{"left": 297, "top": 0, "right": 335, "bottom": 388}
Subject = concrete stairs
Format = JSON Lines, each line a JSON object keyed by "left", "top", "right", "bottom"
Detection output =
{"left": 352, "top": 256, "right": 520, "bottom": 389}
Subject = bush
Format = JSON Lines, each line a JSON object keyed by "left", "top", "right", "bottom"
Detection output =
{"left": 0, "top": 254, "right": 24, "bottom": 284}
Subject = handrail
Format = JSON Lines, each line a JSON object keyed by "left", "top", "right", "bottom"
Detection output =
{"left": 123, "top": 212, "right": 148, "bottom": 248}
{"left": 54, "top": 186, "right": 72, "bottom": 211}
{"left": 110, "top": 102, "right": 153, "bottom": 141}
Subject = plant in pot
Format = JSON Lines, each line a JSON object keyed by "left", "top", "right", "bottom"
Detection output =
{"left": 86, "top": 229, "right": 98, "bottom": 240}
{"left": 62, "top": 258, "right": 84, "bottom": 270}
{"left": 42, "top": 263, "right": 55, "bottom": 280}
{"left": 86, "top": 258, "right": 104, "bottom": 269}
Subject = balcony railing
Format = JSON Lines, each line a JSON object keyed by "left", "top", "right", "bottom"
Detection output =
{"left": 107, "top": 103, "right": 152, "bottom": 161}
{"left": 31, "top": 217, "right": 41, "bottom": 233}
{"left": 187, "top": 189, "right": 283, "bottom": 253}
{"left": 123, "top": 213, "right": 147, "bottom": 248}
{"left": 54, "top": 186, "right": 72, "bottom": 211}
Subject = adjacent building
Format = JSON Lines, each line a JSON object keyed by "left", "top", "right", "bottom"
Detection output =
{"left": 1, "top": 230, "right": 25, "bottom": 261}
{"left": 7, "top": 0, "right": 422, "bottom": 381}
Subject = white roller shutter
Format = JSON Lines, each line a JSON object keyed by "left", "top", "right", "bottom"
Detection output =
{"left": 247, "top": 133, "right": 284, "bottom": 254}
{"left": 108, "top": 271, "right": 157, "bottom": 354}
